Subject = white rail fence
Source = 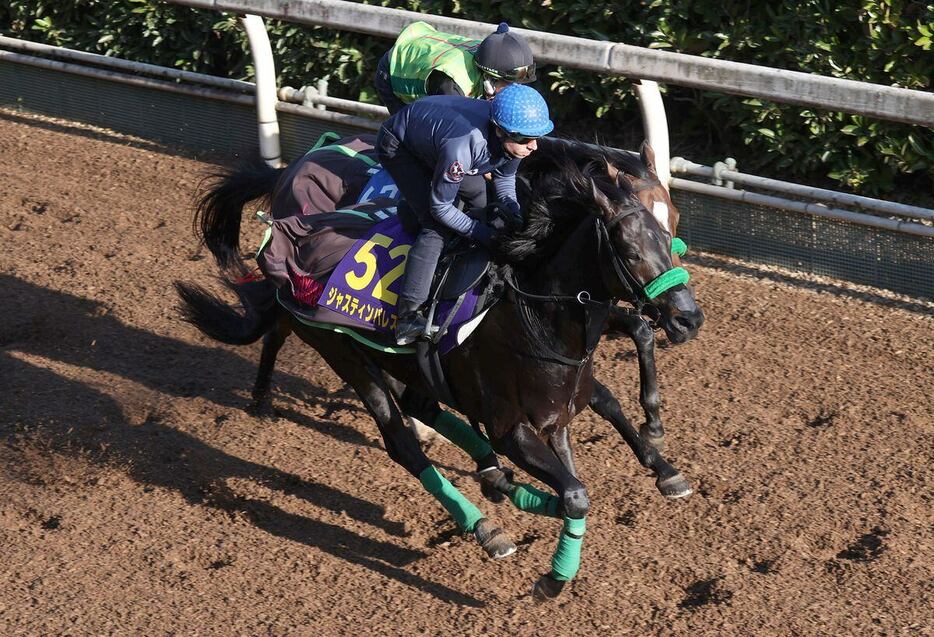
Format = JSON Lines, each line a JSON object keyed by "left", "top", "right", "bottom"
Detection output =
{"left": 1, "top": 2, "right": 931, "bottom": 239}
{"left": 167, "top": 0, "right": 934, "bottom": 127}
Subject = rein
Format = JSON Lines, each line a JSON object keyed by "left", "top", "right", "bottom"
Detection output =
{"left": 503, "top": 271, "right": 611, "bottom": 368}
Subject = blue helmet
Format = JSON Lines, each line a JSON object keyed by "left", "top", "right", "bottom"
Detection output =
{"left": 490, "top": 84, "right": 554, "bottom": 138}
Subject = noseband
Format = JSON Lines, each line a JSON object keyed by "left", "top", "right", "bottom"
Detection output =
{"left": 596, "top": 210, "right": 690, "bottom": 308}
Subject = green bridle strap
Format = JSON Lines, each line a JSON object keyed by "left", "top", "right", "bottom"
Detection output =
{"left": 303, "top": 131, "right": 379, "bottom": 167}
{"left": 644, "top": 266, "right": 690, "bottom": 299}
{"left": 671, "top": 237, "right": 688, "bottom": 257}
{"left": 309, "top": 131, "right": 341, "bottom": 151}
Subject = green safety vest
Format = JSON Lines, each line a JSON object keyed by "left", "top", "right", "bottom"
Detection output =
{"left": 388, "top": 21, "right": 484, "bottom": 103}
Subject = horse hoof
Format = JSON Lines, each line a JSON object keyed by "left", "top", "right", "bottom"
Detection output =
{"left": 477, "top": 466, "right": 516, "bottom": 503}
{"left": 480, "top": 480, "right": 507, "bottom": 504}
{"left": 656, "top": 473, "right": 693, "bottom": 499}
{"left": 640, "top": 425, "right": 665, "bottom": 452}
{"left": 474, "top": 518, "right": 517, "bottom": 560}
{"left": 531, "top": 573, "right": 565, "bottom": 602}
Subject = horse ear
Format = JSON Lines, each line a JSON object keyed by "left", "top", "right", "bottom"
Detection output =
{"left": 639, "top": 141, "right": 658, "bottom": 177}
{"left": 615, "top": 172, "right": 635, "bottom": 195}
{"left": 589, "top": 178, "right": 614, "bottom": 217}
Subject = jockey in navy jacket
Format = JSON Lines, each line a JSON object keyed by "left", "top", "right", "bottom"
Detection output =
{"left": 379, "top": 94, "right": 520, "bottom": 239}
{"left": 376, "top": 85, "right": 554, "bottom": 345}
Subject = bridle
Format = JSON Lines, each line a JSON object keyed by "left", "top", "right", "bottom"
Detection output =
{"left": 504, "top": 206, "right": 689, "bottom": 371}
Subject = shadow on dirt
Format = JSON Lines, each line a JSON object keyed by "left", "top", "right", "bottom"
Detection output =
{"left": 0, "top": 274, "right": 366, "bottom": 435}
{"left": 0, "top": 275, "right": 483, "bottom": 606}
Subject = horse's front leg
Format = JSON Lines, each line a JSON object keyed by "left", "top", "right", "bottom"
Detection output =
{"left": 589, "top": 380, "right": 692, "bottom": 499}
{"left": 607, "top": 308, "right": 666, "bottom": 449}
{"left": 493, "top": 422, "right": 589, "bottom": 602}
{"left": 394, "top": 384, "right": 515, "bottom": 504}
{"left": 247, "top": 312, "right": 292, "bottom": 416}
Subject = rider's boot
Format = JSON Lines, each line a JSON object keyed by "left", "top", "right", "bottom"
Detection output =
{"left": 395, "top": 298, "right": 427, "bottom": 345}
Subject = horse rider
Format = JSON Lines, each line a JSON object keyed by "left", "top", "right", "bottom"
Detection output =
{"left": 374, "top": 21, "right": 536, "bottom": 115}
{"left": 375, "top": 84, "right": 554, "bottom": 345}
{"left": 374, "top": 21, "right": 536, "bottom": 211}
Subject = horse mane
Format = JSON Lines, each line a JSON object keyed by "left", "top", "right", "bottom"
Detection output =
{"left": 501, "top": 138, "right": 642, "bottom": 262}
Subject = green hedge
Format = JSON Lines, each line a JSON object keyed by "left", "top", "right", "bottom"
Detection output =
{"left": 2, "top": 0, "right": 931, "bottom": 201}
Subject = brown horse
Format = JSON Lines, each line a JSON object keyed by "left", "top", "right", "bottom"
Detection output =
{"left": 178, "top": 140, "right": 704, "bottom": 600}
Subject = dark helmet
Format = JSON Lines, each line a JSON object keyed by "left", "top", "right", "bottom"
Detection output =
{"left": 475, "top": 23, "right": 536, "bottom": 84}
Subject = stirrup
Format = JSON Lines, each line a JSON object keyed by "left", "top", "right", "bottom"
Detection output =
{"left": 395, "top": 312, "right": 428, "bottom": 345}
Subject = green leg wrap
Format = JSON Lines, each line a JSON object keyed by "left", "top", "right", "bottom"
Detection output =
{"left": 418, "top": 466, "right": 484, "bottom": 533}
{"left": 430, "top": 411, "right": 492, "bottom": 461}
{"left": 510, "top": 483, "right": 560, "bottom": 517}
{"left": 551, "top": 516, "right": 586, "bottom": 581}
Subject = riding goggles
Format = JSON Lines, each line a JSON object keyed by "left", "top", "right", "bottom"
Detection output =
{"left": 503, "top": 131, "right": 541, "bottom": 144}
{"left": 477, "top": 63, "right": 537, "bottom": 84}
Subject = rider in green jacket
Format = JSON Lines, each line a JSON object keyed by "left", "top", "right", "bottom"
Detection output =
{"left": 373, "top": 21, "right": 537, "bottom": 216}
{"left": 374, "top": 21, "right": 536, "bottom": 114}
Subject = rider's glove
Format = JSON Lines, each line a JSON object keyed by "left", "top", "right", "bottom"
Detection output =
{"left": 485, "top": 201, "right": 522, "bottom": 230}
{"left": 468, "top": 222, "right": 498, "bottom": 249}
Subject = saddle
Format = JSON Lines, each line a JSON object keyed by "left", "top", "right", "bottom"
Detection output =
{"left": 264, "top": 207, "right": 496, "bottom": 356}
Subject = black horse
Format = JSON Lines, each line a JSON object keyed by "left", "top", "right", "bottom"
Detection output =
{"left": 177, "top": 142, "right": 704, "bottom": 600}
{"left": 194, "top": 136, "right": 697, "bottom": 473}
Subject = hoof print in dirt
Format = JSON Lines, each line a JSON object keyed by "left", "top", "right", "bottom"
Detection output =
{"left": 678, "top": 576, "right": 733, "bottom": 609}
{"left": 615, "top": 510, "right": 637, "bottom": 527}
{"left": 807, "top": 409, "right": 837, "bottom": 428}
{"left": 835, "top": 527, "right": 888, "bottom": 562}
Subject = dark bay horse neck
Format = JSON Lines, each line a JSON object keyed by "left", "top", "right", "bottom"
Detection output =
{"left": 447, "top": 150, "right": 687, "bottom": 440}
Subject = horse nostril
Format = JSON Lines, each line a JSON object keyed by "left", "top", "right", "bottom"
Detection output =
{"left": 673, "top": 309, "right": 704, "bottom": 332}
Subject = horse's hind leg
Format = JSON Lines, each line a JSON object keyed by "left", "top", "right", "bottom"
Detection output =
{"left": 494, "top": 423, "right": 589, "bottom": 601}
{"left": 589, "top": 380, "right": 692, "bottom": 499}
{"left": 395, "top": 386, "right": 515, "bottom": 504}
{"left": 247, "top": 313, "right": 291, "bottom": 416}
{"left": 307, "top": 336, "right": 515, "bottom": 560}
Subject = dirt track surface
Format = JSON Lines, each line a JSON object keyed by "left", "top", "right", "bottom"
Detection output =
{"left": 1, "top": 109, "right": 932, "bottom": 636}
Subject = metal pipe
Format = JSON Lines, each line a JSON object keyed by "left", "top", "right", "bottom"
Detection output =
{"left": 278, "top": 85, "right": 388, "bottom": 118}
{"left": 239, "top": 15, "right": 281, "bottom": 167}
{"left": 0, "top": 50, "right": 380, "bottom": 130}
{"left": 0, "top": 37, "right": 385, "bottom": 121}
{"left": 670, "top": 157, "right": 934, "bottom": 221}
{"left": 633, "top": 80, "right": 670, "bottom": 188}
{"left": 4, "top": 46, "right": 928, "bottom": 239}
{"left": 0, "top": 35, "right": 254, "bottom": 93}
{"left": 670, "top": 177, "right": 934, "bottom": 238}
{"left": 165, "top": 0, "right": 934, "bottom": 126}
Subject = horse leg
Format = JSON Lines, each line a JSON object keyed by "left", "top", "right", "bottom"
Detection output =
{"left": 493, "top": 423, "right": 590, "bottom": 601}
{"left": 307, "top": 337, "right": 516, "bottom": 560}
{"left": 395, "top": 385, "right": 516, "bottom": 504}
{"left": 604, "top": 309, "right": 666, "bottom": 449}
{"left": 628, "top": 315, "right": 666, "bottom": 449}
{"left": 247, "top": 313, "right": 292, "bottom": 416}
{"left": 589, "top": 380, "right": 692, "bottom": 499}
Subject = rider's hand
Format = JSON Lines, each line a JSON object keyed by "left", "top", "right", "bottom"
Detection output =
{"left": 468, "top": 222, "right": 498, "bottom": 249}
{"left": 486, "top": 201, "right": 522, "bottom": 230}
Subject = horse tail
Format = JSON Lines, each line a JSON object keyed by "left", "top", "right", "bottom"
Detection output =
{"left": 174, "top": 277, "right": 278, "bottom": 345}
{"left": 194, "top": 158, "right": 284, "bottom": 270}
